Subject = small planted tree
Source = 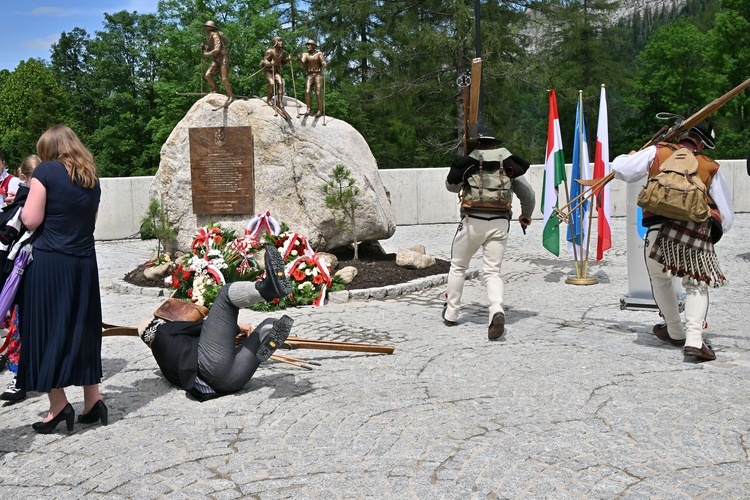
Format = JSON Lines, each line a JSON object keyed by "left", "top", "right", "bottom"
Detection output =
{"left": 322, "top": 164, "right": 361, "bottom": 259}
{"left": 139, "top": 198, "right": 177, "bottom": 262}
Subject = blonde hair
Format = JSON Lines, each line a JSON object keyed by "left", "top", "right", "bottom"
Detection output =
{"left": 17, "top": 154, "right": 41, "bottom": 182}
{"left": 36, "top": 124, "right": 98, "bottom": 188}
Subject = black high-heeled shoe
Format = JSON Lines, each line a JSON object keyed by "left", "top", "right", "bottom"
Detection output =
{"left": 32, "top": 403, "right": 75, "bottom": 434}
{"left": 78, "top": 400, "right": 108, "bottom": 426}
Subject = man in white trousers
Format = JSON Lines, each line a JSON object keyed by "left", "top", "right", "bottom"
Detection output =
{"left": 443, "top": 128, "right": 535, "bottom": 340}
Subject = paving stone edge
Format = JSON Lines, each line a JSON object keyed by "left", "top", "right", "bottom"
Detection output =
{"left": 107, "top": 269, "right": 479, "bottom": 303}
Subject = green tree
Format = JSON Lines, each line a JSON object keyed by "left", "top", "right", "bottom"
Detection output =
{"left": 50, "top": 28, "right": 93, "bottom": 136}
{"left": 630, "top": 19, "right": 718, "bottom": 148}
{"left": 322, "top": 165, "right": 361, "bottom": 259}
{"left": 0, "top": 59, "right": 69, "bottom": 165}
{"left": 85, "top": 11, "right": 165, "bottom": 177}
{"left": 706, "top": 1, "right": 750, "bottom": 157}
{"left": 140, "top": 198, "right": 178, "bottom": 256}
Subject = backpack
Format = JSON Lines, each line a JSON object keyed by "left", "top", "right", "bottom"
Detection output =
{"left": 218, "top": 31, "right": 229, "bottom": 51}
{"left": 636, "top": 147, "right": 710, "bottom": 223}
{"left": 460, "top": 148, "right": 513, "bottom": 212}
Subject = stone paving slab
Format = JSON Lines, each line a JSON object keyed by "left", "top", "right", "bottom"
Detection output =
{"left": 0, "top": 215, "right": 749, "bottom": 497}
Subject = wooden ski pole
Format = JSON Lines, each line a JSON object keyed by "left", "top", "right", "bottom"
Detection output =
{"left": 289, "top": 60, "right": 301, "bottom": 116}
{"left": 272, "top": 354, "right": 320, "bottom": 369}
{"left": 286, "top": 337, "right": 394, "bottom": 354}
{"left": 555, "top": 173, "right": 613, "bottom": 223}
{"left": 269, "top": 354, "right": 313, "bottom": 370}
{"left": 274, "top": 353, "right": 321, "bottom": 366}
{"left": 102, "top": 325, "right": 138, "bottom": 336}
{"left": 322, "top": 69, "right": 327, "bottom": 126}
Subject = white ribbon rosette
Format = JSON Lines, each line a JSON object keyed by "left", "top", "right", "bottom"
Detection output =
{"left": 245, "top": 210, "right": 281, "bottom": 245}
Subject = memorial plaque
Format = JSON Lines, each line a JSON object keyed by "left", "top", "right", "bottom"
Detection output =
{"left": 188, "top": 126, "right": 254, "bottom": 215}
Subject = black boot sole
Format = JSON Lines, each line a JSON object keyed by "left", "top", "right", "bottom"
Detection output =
{"left": 256, "top": 315, "right": 294, "bottom": 362}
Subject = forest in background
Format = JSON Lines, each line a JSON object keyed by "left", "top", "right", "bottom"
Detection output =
{"left": 0, "top": 0, "right": 748, "bottom": 177}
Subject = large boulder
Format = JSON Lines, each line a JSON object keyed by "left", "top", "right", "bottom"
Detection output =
{"left": 150, "top": 93, "right": 396, "bottom": 252}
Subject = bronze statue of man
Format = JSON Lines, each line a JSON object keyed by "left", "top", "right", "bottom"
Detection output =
{"left": 297, "top": 39, "right": 327, "bottom": 116}
{"left": 201, "top": 20, "right": 234, "bottom": 104}
{"left": 260, "top": 36, "right": 290, "bottom": 108}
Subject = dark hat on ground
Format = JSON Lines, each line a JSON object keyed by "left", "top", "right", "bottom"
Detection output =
{"left": 204, "top": 20, "right": 216, "bottom": 29}
{"left": 687, "top": 122, "right": 716, "bottom": 149}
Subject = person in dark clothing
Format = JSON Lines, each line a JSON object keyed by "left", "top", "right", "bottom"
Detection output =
{"left": 18, "top": 125, "right": 103, "bottom": 434}
{"left": 139, "top": 246, "right": 294, "bottom": 401}
{"left": 0, "top": 154, "right": 41, "bottom": 403}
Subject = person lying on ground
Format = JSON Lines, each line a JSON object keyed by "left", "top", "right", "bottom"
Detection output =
{"left": 138, "top": 245, "right": 294, "bottom": 401}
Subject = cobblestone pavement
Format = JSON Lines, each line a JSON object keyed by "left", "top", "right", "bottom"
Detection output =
{"left": 1, "top": 215, "right": 749, "bottom": 498}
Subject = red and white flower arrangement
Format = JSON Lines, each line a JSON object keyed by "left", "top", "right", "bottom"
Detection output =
{"left": 169, "top": 212, "right": 344, "bottom": 311}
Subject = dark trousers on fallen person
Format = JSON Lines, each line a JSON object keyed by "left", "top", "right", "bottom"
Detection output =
{"left": 196, "top": 282, "right": 267, "bottom": 393}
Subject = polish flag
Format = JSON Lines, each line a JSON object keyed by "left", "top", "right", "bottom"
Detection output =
{"left": 593, "top": 85, "right": 611, "bottom": 261}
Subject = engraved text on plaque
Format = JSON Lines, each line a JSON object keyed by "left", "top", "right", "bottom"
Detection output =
{"left": 188, "top": 126, "right": 254, "bottom": 215}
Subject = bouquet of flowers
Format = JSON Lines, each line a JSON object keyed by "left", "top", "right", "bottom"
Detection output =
{"left": 169, "top": 223, "right": 263, "bottom": 308}
{"left": 252, "top": 230, "right": 345, "bottom": 311}
{"left": 168, "top": 212, "right": 345, "bottom": 311}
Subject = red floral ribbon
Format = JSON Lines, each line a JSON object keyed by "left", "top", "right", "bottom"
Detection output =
{"left": 191, "top": 226, "right": 222, "bottom": 254}
{"left": 280, "top": 232, "right": 313, "bottom": 260}
{"left": 285, "top": 253, "right": 332, "bottom": 307}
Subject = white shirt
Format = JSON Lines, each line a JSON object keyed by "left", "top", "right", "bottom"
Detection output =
{"left": 611, "top": 145, "right": 734, "bottom": 233}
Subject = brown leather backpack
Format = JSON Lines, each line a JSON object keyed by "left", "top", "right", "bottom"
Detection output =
{"left": 636, "top": 147, "right": 710, "bottom": 222}
{"left": 153, "top": 297, "right": 209, "bottom": 322}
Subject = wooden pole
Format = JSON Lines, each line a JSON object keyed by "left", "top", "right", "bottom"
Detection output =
{"left": 102, "top": 326, "right": 395, "bottom": 355}
{"left": 273, "top": 353, "right": 321, "bottom": 366}
{"left": 289, "top": 60, "right": 301, "bottom": 117}
{"left": 468, "top": 58, "right": 482, "bottom": 128}
{"left": 286, "top": 337, "right": 395, "bottom": 354}
{"left": 269, "top": 354, "right": 313, "bottom": 370}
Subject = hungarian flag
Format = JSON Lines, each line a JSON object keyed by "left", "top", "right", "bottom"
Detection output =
{"left": 541, "top": 90, "right": 567, "bottom": 256}
{"left": 593, "top": 85, "right": 612, "bottom": 261}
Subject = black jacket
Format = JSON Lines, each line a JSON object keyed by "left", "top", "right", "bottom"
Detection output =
{"left": 446, "top": 153, "right": 530, "bottom": 185}
{"left": 149, "top": 319, "right": 225, "bottom": 402}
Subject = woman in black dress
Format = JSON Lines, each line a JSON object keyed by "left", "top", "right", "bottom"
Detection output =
{"left": 18, "top": 125, "right": 105, "bottom": 433}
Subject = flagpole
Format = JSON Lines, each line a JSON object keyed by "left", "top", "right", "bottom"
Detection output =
{"left": 594, "top": 84, "right": 612, "bottom": 262}
{"left": 567, "top": 90, "right": 598, "bottom": 285}
{"left": 580, "top": 89, "right": 592, "bottom": 266}
{"left": 568, "top": 92, "right": 582, "bottom": 276}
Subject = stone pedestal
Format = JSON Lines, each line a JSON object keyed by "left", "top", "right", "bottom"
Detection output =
{"left": 150, "top": 93, "right": 396, "bottom": 251}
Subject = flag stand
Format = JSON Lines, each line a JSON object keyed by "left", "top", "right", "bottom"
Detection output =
{"left": 565, "top": 201, "right": 598, "bottom": 285}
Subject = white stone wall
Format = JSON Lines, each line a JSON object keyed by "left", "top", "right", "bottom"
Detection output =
{"left": 95, "top": 161, "right": 748, "bottom": 239}
{"left": 379, "top": 161, "right": 750, "bottom": 225}
{"left": 95, "top": 176, "right": 154, "bottom": 240}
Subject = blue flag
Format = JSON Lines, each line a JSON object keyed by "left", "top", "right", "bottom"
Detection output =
{"left": 567, "top": 93, "right": 592, "bottom": 257}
